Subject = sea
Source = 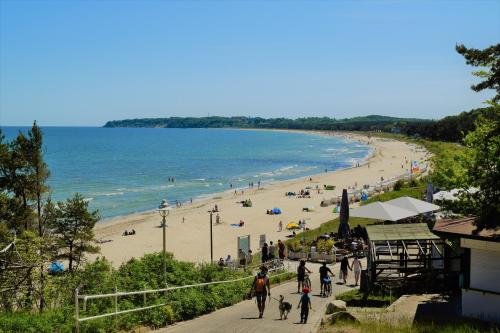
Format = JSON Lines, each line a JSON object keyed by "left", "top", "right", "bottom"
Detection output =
{"left": 1, "top": 127, "right": 371, "bottom": 219}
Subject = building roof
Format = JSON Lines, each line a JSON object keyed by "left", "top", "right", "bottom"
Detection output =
{"left": 366, "top": 223, "right": 440, "bottom": 242}
{"left": 433, "top": 217, "right": 500, "bottom": 242}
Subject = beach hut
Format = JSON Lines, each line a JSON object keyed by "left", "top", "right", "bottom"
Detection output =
{"left": 365, "top": 223, "right": 447, "bottom": 290}
{"left": 433, "top": 217, "right": 500, "bottom": 323}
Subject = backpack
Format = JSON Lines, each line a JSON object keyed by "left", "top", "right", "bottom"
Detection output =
{"left": 255, "top": 275, "right": 266, "bottom": 293}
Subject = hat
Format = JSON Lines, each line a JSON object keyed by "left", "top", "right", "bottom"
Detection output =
{"left": 302, "top": 287, "right": 310, "bottom": 294}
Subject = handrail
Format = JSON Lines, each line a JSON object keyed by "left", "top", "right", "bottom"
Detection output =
{"left": 75, "top": 264, "right": 290, "bottom": 332}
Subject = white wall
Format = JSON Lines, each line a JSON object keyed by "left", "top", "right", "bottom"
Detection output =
{"left": 470, "top": 248, "right": 500, "bottom": 293}
{"left": 462, "top": 289, "right": 500, "bottom": 323}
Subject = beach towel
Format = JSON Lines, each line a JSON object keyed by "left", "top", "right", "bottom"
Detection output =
{"left": 230, "top": 224, "right": 241, "bottom": 227}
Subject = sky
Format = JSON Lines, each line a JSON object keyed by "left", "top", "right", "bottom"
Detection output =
{"left": 0, "top": 1, "right": 499, "bottom": 126}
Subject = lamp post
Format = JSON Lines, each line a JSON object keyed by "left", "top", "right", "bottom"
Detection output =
{"left": 210, "top": 212, "right": 213, "bottom": 264}
{"left": 158, "top": 199, "right": 171, "bottom": 288}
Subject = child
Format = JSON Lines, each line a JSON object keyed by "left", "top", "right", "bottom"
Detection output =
{"left": 297, "top": 287, "right": 312, "bottom": 324}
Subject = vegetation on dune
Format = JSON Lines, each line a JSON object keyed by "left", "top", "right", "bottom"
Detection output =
{"left": 0, "top": 253, "right": 295, "bottom": 332}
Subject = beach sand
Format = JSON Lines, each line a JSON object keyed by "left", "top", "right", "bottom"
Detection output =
{"left": 92, "top": 132, "right": 430, "bottom": 266}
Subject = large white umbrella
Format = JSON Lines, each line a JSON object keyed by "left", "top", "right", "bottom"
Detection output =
{"left": 433, "top": 191, "right": 457, "bottom": 201}
{"left": 385, "top": 196, "right": 440, "bottom": 214}
{"left": 350, "top": 201, "right": 418, "bottom": 221}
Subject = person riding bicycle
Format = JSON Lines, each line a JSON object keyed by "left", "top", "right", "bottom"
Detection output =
{"left": 297, "top": 260, "right": 312, "bottom": 293}
{"left": 319, "top": 262, "right": 334, "bottom": 296}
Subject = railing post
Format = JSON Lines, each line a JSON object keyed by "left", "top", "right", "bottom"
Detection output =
{"left": 75, "top": 288, "right": 80, "bottom": 333}
{"left": 114, "top": 286, "right": 118, "bottom": 313}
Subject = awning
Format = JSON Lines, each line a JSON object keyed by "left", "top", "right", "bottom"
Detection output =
{"left": 367, "top": 223, "right": 440, "bottom": 242}
{"left": 350, "top": 201, "right": 418, "bottom": 221}
{"left": 385, "top": 196, "right": 440, "bottom": 214}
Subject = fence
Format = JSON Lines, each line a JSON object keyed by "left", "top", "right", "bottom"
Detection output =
{"left": 74, "top": 263, "right": 291, "bottom": 332}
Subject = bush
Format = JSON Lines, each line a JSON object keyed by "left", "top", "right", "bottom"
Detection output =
{"left": 0, "top": 252, "right": 295, "bottom": 333}
{"left": 394, "top": 179, "right": 404, "bottom": 191}
{"left": 316, "top": 239, "right": 334, "bottom": 254}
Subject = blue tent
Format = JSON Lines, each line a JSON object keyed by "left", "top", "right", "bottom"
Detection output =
{"left": 49, "top": 261, "right": 65, "bottom": 274}
{"left": 272, "top": 207, "right": 282, "bottom": 214}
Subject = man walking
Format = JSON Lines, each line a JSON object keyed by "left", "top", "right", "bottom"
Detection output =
{"left": 250, "top": 265, "right": 271, "bottom": 318}
{"left": 278, "top": 239, "right": 285, "bottom": 260}
{"left": 268, "top": 241, "right": 275, "bottom": 261}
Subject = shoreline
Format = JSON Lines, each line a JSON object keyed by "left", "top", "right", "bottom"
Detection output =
{"left": 92, "top": 130, "right": 430, "bottom": 266}
{"left": 98, "top": 129, "right": 373, "bottom": 223}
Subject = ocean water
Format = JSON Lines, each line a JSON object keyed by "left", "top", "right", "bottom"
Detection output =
{"left": 1, "top": 127, "right": 371, "bottom": 219}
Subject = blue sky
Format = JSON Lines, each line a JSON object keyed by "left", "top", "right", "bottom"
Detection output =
{"left": 0, "top": 1, "right": 499, "bottom": 126}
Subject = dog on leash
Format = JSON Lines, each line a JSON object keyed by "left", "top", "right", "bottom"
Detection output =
{"left": 278, "top": 295, "right": 292, "bottom": 320}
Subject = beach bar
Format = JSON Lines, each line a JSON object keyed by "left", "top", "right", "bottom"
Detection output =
{"left": 365, "top": 223, "right": 446, "bottom": 290}
{"left": 433, "top": 217, "right": 500, "bottom": 323}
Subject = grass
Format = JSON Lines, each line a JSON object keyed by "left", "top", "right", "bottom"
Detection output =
{"left": 362, "top": 186, "right": 423, "bottom": 205}
{"left": 284, "top": 216, "right": 376, "bottom": 249}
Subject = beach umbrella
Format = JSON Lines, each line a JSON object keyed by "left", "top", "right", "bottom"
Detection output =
{"left": 385, "top": 196, "right": 440, "bottom": 214}
{"left": 272, "top": 207, "right": 282, "bottom": 214}
{"left": 350, "top": 201, "right": 418, "bottom": 221}
{"left": 433, "top": 191, "right": 457, "bottom": 202}
{"left": 286, "top": 222, "right": 300, "bottom": 230}
{"left": 338, "top": 189, "right": 350, "bottom": 238}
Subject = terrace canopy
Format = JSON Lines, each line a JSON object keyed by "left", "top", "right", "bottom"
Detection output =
{"left": 385, "top": 196, "right": 440, "bottom": 214}
{"left": 350, "top": 201, "right": 417, "bottom": 221}
{"left": 365, "top": 223, "right": 447, "bottom": 290}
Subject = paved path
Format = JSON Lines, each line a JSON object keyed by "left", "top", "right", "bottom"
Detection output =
{"left": 156, "top": 262, "right": 356, "bottom": 333}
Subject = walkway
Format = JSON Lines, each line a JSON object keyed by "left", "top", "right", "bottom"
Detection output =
{"left": 155, "top": 262, "right": 357, "bottom": 333}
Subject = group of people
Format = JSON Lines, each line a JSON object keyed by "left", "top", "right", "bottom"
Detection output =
{"left": 261, "top": 240, "right": 286, "bottom": 262}
{"left": 122, "top": 229, "right": 136, "bottom": 236}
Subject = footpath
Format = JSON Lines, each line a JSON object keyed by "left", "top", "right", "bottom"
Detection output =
{"left": 155, "top": 262, "right": 356, "bottom": 333}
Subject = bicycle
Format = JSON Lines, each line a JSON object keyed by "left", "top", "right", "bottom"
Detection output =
{"left": 322, "top": 276, "right": 332, "bottom": 297}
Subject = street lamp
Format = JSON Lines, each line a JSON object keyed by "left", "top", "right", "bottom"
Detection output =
{"left": 158, "top": 199, "right": 171, "bottom": 288}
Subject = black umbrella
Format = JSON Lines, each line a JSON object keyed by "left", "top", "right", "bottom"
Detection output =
{"left": 338, "top": 189, "right": 350, "bottom": 238}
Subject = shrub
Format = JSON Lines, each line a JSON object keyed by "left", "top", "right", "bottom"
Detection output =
{"left": 394, "top": 179, "right": 404, "bottom": 191}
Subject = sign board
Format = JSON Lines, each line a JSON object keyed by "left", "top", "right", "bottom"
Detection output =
{"left": 237, "top": 235, "right": 250, "bottom": 258}
{"left": 259, "top": 234, "right": 266, "bottom": 249}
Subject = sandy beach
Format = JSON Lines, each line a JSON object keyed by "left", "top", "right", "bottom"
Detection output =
{"left": 92, "top": 132, "right": 430, "bottom": 266}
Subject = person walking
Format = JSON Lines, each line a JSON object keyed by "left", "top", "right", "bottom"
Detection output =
{"left": 319, "top": 262, "right": 334, "bottom": 296}
{"left": 278, "top": 240, "right": 285, "bottom": 260}
{"left": 268, "top": 241, "right": 275, "bottom": 261}
{"left": 250, "top": 265, "right": 271, "bottom": 318}
{"left": 352, "top": 256, "right": 363, "bottom": 286}
{"left": 297, "top": 287, "right": 312, "bottom": 324}
{"left": 340, "top": 256, "right": 352, "bottom": 284}
{"left": 261, "top": 242, "right": 269, "bottom": 263}
{"left": 297, "top": 260, "right": 312, "bottom": 293}
{"left": 278, "top": 220, "right": 283, "bottom": 232}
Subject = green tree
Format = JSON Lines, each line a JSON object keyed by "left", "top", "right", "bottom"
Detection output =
{"left": 50, "top": 194, "right": 100, "bottom": 271}
{"left": 461, "top": 114, "right": 500, "bottom": 230}
{"left": 456, "top": 43, "right": 500, "bottom": 102}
